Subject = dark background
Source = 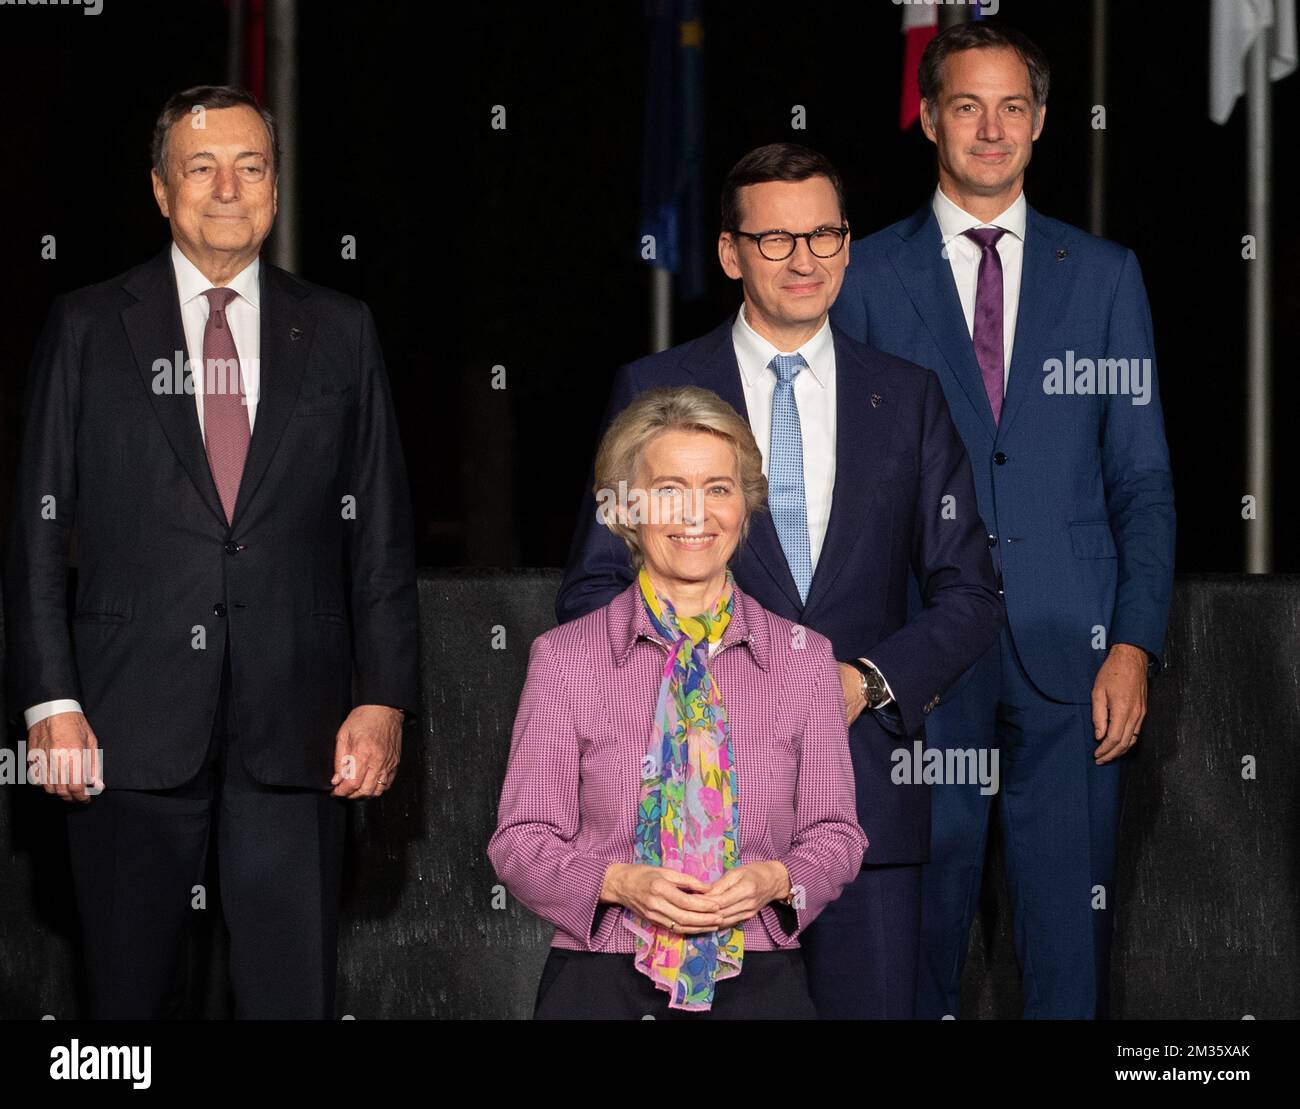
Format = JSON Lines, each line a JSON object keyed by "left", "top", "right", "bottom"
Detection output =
{"left": 0, "top": 0, "right": 1294, "bottom": 570}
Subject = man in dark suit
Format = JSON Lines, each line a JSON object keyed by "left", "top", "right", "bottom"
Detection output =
{"left": 831, "top": 24, "right": 1176, "bottom": 1018}
{"left": 555, "top": 143, "right": 1003, "bottom": 1018}
{"left": 4, "top": 86, "right": 418, "bottom": 1018}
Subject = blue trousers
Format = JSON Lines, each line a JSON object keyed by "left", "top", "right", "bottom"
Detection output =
{"left": 915, "top": 625, "right": 1124, "bottom": 1019}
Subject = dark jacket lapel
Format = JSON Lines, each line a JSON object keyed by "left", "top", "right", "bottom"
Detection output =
{"left": 801, "top": 326, "right": 895, "bottom": 619}
{"left": 120, "top": 247, "right": 315, "bottom": 532}
{"left": 683, "top": 317, "right": 805, "bottom": 613}
{"left": 122, "top": 247, "right": 227, "bottom": 527}
{"left": 228, "top": 260, "right": 314, "bottom": 528}
{"left": 997, "top": 204, "right": 1069, "bottom": 440}
{"left": 887, "top": 204, "right": 998, "bottom": 442}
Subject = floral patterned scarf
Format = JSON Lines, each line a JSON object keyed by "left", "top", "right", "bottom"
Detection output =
{"left": 622, "top": 566, "right": 744, "bottom": 1011}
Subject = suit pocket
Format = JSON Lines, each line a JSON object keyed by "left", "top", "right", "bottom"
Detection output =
{"left": 1070, "top": 520, "right": 1117, "bottom": 559}
{"left": 294, "top": 383, "right": 354, "bottom": 416}
{"left": 73, "top": 596, "right": 132, "bottom": 623}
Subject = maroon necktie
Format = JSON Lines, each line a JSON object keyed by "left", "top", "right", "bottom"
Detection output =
{"left": 963, "top": 226, "right": 1007, "bottom": 424}
{"left": 201, "top": 287, "right": 250, "bottom": 524}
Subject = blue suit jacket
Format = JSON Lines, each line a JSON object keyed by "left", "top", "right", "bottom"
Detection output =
{"left": 554, "top": 316, "right": 1004, "bottom": 864}
{"left": 831, "top": 202, "right": 1176, "bottom": 703}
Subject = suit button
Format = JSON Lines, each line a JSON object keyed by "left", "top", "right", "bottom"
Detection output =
{"left": 993, "top": 452, "right": 1007, "bottom": 465}
{"left": 224, "top": 541, "right": 240, "bottom": 555}
{"left": 213, "top": 603, "right": 227, "bottom": 617}
{"left": 987, "top": 534, "right": 997, "bottom": 547}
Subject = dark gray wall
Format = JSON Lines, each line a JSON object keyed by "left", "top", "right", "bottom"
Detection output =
{"left": 1, "top": 572, "right": 1296, "bottom": 1019}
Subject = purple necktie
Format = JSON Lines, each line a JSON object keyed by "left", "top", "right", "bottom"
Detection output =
{"left": 963, "top": 226, "right": 1007, "bottom": 424}
{"left": 201, "top": 287, "right": 250, "bottom": 524}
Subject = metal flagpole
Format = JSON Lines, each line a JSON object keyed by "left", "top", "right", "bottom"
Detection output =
{"left": 266, "top": 0, "right": 299, "bottom": 274}
{"left": 651, "top": 268, "right": 672, "bottom": 353}
{"left": 226, "top": 0, "right": 245, "bottom": 88}
{"left": 939, "top": 4, "right": 970, "bottom": 30}
{"left": 1246, "top": 36, "right": 1273, "bottom": 572}
{"left": 1089, "top": 0, "right": 1108, "bottom": 236}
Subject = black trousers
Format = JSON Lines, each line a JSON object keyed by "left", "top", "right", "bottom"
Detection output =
{"left": 64, "top": 641, "right": 347, "bottom": 1019}
{"left": 533, "top": 948, "right": 819, "bottom": 1019}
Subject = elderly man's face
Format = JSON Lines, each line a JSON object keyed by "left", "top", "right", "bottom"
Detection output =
{"left": 632, "top": 429, "right": 745, "bottom": 595}
{"left": 151, "top": 104, "right": 277, "bottom": 268}
{"left": 718, "top": 175, "right": 848, "bottom": 341}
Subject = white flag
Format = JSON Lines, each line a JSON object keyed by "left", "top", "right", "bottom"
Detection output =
{"left": 1210, "top": 0, "right": 1297, "bottom": 123}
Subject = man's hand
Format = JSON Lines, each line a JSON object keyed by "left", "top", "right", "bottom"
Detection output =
{"left": 838, "top": 662, "right": 867, "bottom": 727}
{"left": 331, "top": 705, "right": 403, "bottom": 798}
{"left": 1091, "top": 643, "right": 1148, "bottom": 765}
{"left": 26, "top": 711, "right": 102, "bottom": 802}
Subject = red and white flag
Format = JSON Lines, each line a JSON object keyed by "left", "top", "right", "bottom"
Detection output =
{"left": 900, "top": 4, "right": 940, "bottom": 129}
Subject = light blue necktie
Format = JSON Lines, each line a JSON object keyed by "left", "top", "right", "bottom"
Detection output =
{"left": 768, "top": 353, "right": 812, "bottom": 604}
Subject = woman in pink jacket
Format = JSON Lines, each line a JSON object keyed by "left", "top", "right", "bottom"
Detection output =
{"left": 488, "top": 385, "right": 866, "bottom": 1018}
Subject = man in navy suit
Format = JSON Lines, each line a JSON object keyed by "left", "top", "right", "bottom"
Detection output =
{"left": 556, "top": 143, "right": 1003, "bottom": 1018}
{"left": 831, "top": 24, "right": 1175, "bottom": 1018}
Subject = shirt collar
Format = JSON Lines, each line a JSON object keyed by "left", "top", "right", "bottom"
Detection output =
{"left": 932, "top": 185, "right": 1027, "bottom": 246}
{"left": 608, "top": 573, "right": 770, "bottom": 672}
{"left": 731, "top": 302, "right": 833, "bottom": 392}
{"left": 171, "top": 240, "right": 261, "bottom": 310}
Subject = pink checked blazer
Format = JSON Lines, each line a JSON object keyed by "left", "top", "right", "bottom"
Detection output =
{"left": 487, "top": 577, "right": 867, "bottom": 953}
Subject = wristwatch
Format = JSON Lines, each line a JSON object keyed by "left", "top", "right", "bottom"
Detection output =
{"left": 847, "top": 658, "right": 890, "bottom": 710}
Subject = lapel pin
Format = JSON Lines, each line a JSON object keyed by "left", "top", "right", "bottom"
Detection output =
{"left": 289, "top": 326, "right": 303, "bottom": 340}
{"left": 1056, "top": 248, "right": 1068, "bottom": 261}
{"left": 871, "top": 393, "right": 883, "bottom": 408}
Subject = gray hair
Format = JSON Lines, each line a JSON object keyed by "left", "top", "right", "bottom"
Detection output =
{"left": 593, "top": 386, "right": 768, "bottom": 571}
{"left": 151, "top": 85, "right": 279, "bottom": 181}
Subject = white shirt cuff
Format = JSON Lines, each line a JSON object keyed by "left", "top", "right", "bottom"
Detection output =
{"left": 24, "top": 700, "right": 84, "bottom": 729}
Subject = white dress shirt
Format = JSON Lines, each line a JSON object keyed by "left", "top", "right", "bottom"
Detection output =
{"left": 932, "top": 186, "right": 1027, "bottom": 384}
{"left": 23, "top": 244, "right": 261, "bottom": 730}
{"left": 730, "top": 304, "right": 893, "bottom": 707}
{"left": 173, "top": 241, "right": 262, "bottom": 440}
{"left": 732, "top": 303, "right": 837, "bottom": 570}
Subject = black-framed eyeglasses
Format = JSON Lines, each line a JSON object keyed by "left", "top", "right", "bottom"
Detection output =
{"left": 727, "top": 225, "right": 849, "bottom": 261}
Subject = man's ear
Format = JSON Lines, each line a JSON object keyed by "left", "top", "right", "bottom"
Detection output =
{"left": 919, "top": 100, "right": 939, "bottom": 144}
{"left": 151, "top": 169, "right": 170, "bottom": 218}
{"left": 718, "top": 232, "right": 742, "bottom": 281}
{"left": 1031, "top": 101, "right": 1047, "bottom": 141}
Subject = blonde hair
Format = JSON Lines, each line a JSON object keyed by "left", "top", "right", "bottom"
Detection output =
{"left": 592, "top": 386, "right": 767, "bottom": 570}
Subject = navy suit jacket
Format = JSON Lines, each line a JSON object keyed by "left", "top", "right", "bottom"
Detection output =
{"left": 831, "top": 203, "right": 1176, "bottom": 703}
{"left": 555, "top": 315, "right": 1003, "bottom": 864}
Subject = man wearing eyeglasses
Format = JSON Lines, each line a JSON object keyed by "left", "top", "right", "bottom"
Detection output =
{"left": 556, "top": 142, "right": 1003, "bottom": 1019}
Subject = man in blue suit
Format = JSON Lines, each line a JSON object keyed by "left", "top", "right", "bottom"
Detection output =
{"left": 831, "top": 24, "right": 1175, "bottom": 1018}
{"left": 556, "top": 143, "right": 1003, "bottom": 1018}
